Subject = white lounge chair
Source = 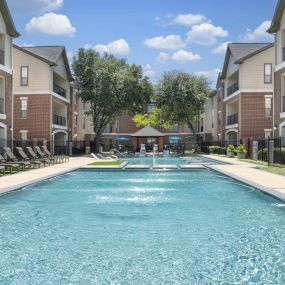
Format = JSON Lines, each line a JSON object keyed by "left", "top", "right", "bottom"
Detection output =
{"left": 91, "top": 153, "right": 117, "bottom": 161}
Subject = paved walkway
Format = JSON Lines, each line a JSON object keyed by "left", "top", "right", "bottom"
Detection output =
{"left": 204, "top": 155, "right": 285, "bottom": 200}
{"left": 0, "top": 157, "right": 93, "bottom": 195}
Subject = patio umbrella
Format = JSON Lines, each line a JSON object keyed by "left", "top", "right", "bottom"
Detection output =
{"left": 169, "top": 136, "right": 182, "bottom": 141}
{"left": 114, "top": 137, "right": 130, "bottom": 141}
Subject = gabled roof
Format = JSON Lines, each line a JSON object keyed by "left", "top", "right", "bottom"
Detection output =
{"left": 0, "top": 0, "right": 20, "bottom": 37}
{"left": 268, "top": 0, "right": 285, "bottom": 33}
{"left": 131, "top": 126, "right": 164, "bottom": 137}
{"left": 14, "top": 45, "right": 74, "bottom": 81}
{"left": 221, "top": 43, "right": 274, "bottom": 79}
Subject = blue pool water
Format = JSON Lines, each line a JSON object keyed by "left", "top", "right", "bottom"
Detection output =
{"left": 1, "top": 170, "right": 285, "bottom": 284}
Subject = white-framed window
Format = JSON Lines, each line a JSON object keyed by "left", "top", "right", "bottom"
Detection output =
{"left": 21, "top": 66, "right": 29, "bottom": 86}
{"left": 264, "top": 63, "right": 272, "bottom": 84}
{"left": 74, "top": 113, "right": 78, "bottom": 127}
{"left": 218, "top": 111, "right": 222, "bottom": 125}
{"left": 265, "top": 97, "right": 272, "bottom": 117}
{"left": 20, "top": 130, "right": 28, "bottom": 141}
{"left": 20, "top": 98, "right": 28, "bottom": 119}
{"left": 0, "top": 77, "right": 5, "bottom": 114}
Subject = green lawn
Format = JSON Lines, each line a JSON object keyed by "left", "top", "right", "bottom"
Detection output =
{"left": 243, "top": 159, "right": 285, "bottom": 177}
{"left": 89, "top": 161, "right": 123, "bottom": 166}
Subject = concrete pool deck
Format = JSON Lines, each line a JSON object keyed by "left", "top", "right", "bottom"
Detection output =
{"left": 1, "top": 155, "right": 285, "bottom": 201}
{"left": 0, "top": 157, "right": 93, "bottom": 195}
{"left": 203, "top": 155, "right": 285, "bottom": 201}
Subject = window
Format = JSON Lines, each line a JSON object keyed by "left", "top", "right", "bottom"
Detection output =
{"left": 170, "top": 124, "right": 179, "bottom": 131}
{"left": 218, "top": 112, "right": 222, "bottom": 125}
{"left": 83, "top": 116, "right": 86, "bottom": 129}
{"left": 21, "top": 66, "right": 29, "bottom": 86}
{"left": 265, "top": 97, "right": 272, "bottom": 117}
{"left": 20, "top": 98, "right": 28, "bottom": 118}
{"left": 264, "top": 64, "right": 272, "bottom": 84}
{"left": 74, "top": 113, "right": 78, "bottom": 127}
{"left": 0, "top": 78, "right": 5, "bottom": 114}
{"left": 147, "top": 103, "right": 155, "bottom": 113}
{"left": 20, "top": 130, "right": 28, "bottom": 141}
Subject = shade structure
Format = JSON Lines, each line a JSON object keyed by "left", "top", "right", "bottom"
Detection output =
{"left": 169, "top": 136, "right": 182, "bottom": 141}
{"left": 114, "top": 137, "right": 130, "bottom": 141}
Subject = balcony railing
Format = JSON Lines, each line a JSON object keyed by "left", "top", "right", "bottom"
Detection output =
{"left": 283, "top": 47, "right": 285, "bottom": 62}
{"left": 0, "top": 97, "right": 4, "bottom": 114}
{"left": 227, "top": 113, "right": 238, "bottom": 125}
{"left": 283, "top": 96, "right": 285, "bottom": 113}
{"left": 54, "top": 114, "right": 67, "bottom": 126}
{"left": 227, "top": 82, "right": 239, "bottom": 97}
{"left": 53, "top": 84, "right": 66, "bottom": 98}
{"left": 0, "top": 50, "right": 4, "bottom": 65}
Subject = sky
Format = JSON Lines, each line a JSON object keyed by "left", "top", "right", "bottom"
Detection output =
{"left": 9, "top": 0, "right": 277, "bottom": 87}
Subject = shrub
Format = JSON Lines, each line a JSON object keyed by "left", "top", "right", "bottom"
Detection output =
{"left": 209, "top": 146, "right": 221, "bottom": 154}
{"left": 236, "top": 144, "right": 246, "bottom": 154}
{"left": 227, "top": 145, "right": 235, "bottom": 153}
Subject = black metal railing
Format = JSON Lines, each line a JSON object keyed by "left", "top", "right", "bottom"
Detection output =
{"left": 53, "top": 114, "right": 66, "bottom": 126}
{"left": 0, "top": 97, "right": 4, "bottom": 114}
{"left": 53, "top": 84, "right": 66, "bottom": 98}
{"left": 0, "top": 50, "right": 4, "bottom": 65}
{"left": 227, "top": 113, "right": 238, "bottom": 125}
{"left": 227, "top": 82, "right": 239, "bottom": 97}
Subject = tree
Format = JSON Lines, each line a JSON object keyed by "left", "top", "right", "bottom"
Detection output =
{"left": 155, "top": 71, "right": 210, "bottom": 134}
{"left": 72, "top": 48, "right": 153, "bottom": 151}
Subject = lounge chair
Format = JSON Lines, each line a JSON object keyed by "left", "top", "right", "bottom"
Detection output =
{"left": 4, "top": 147, "right": 31, "bottom": 169}
{"left": 0, "top": 153, "right": 20, "bottom": 173}
{"left": 42, "top": 146, "right": 69, "bottom": 163}
{"left": 26, "top": 147, "right": 52, "bottom": 166}
{"left": 15, "top": 147, "right": 41, "bottom": 168}
{"left": 91, "top": 153, "right": 117, "bottom": 161}
{"left": 35, "top": 146, "right": 56, "bottom": 165}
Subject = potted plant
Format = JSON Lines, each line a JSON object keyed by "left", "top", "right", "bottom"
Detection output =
{"left": 236, "top": 144, "right": 246, "bottom": 159}
{"left": 227, "top": 144, "right": 235, "bottom": 158}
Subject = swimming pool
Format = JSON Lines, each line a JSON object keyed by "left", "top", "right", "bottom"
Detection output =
{"left": 1, "top": 169, "right": 285, "bottom": 284}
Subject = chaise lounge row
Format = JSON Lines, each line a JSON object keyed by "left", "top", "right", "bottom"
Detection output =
{"left": 0, "top": 146, "right": 69, "bottom": 176}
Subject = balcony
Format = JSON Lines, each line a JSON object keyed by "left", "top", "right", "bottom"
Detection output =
{"left": 54, "top": 114, "right": 66, "bottom": 126}
{"left": 53, "top": 84, "right": 66, "bottom": 98}
{"left": 283, "top": 47, "right": 285, "bottom": 62}
{"left": 0, "top": 97, "right": 4, "bottom": 114}
{"left": 227, "top": 83, "right": 239, "bottom": 97}
{"left": 227, "top": 113, "right": 238, "bottom": 125}
{"left": 0, "top": 50, "right": 4, "bottom": 65}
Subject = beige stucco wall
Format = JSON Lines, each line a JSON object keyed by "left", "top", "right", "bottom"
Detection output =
{"left": 13, "top": 47, "right": 51, "bottom": 92}
{"left": 240, "top": 46, "right": 274, "bottom": 90}
{"left": 0, "top": 12, "right": 12, "bottom": 69}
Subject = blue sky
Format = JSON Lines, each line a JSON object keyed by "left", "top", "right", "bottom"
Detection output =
{"left": 9, "top": 0, "right": 277, "bottom": 86}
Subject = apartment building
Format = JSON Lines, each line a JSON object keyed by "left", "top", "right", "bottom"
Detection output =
{"left": 12, "top": 45, "right": 74, "bottom": 149}
{"left": 218, "top": 43, "right": 275, "bottom": 144}
{"left": 0, "top": 0, "right": 19, "bottom": 149}
{"left": 268, "top": 0, "right": 285, "bottom": 137}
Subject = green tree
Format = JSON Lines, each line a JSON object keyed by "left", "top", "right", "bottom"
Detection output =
{"left": 72, "top": 48, "right": 152, "bottom": 151}
{"left": 155, "top": 71, "right": 210, "bottom": 134}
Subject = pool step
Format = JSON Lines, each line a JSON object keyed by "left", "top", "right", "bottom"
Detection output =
{"left": 152, "top": 165, "right": 179, "bottom": 169}
{"left": 124, "top": 165, "right": 151, "bottom": 169}
{"left": 179, "top": 164, "right": 206, "bottom": 169}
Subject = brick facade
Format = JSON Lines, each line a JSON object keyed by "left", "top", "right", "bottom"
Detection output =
{"left": 13, "top": 94, "right": 52, "bottom": 140}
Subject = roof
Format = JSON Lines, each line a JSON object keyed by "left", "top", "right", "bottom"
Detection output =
{"left": 14, "top": 45, "right": 74, "bottom": 81}
{"left": 131, "top": 126, "right": 164, "bottom": 137}
{"left": 0, "top": 0, "right": 20, "bottom": 37}
{"left": 221, "top": 43, "right": 274, "bottom": 79}
{"left": 268, "top": 0, "right": 285, "bottom": 33}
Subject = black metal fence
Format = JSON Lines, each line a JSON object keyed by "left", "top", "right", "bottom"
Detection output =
{"left": 247, "top": 137, "right": 285, "bottom": 166}
{"left": 197, "top": 140, "right": 239, "bottom": 154}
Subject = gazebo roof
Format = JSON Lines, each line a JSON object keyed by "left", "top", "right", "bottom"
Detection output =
{"left": 131, "top": 126, "right": 164, "bottom": 137}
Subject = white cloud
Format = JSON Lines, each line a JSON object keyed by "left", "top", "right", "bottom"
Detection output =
{"left": 173, "top": 13, "right": 206, "bottom": 26}
{"left": 156, "top": 52, "right": 170, "bottom": 63}
{"left": 241, "top": 21, "right": 273, "bottom": 42}
{"left": 22, "top": 43, "right": 35, "bottom": 47}
{"left": 88, "top": 39, "right": 130, "bottom": 55}
{"left": 172, "top": 50, "right": 201, "bottom": 63}
{"left": 144, "top": 35, "right": 186, "bottom": 50}
{"left": 25, "top": 12, "right": 76, "bottom": 37}
{"left": 144, "top": 64, "right": 156, "bottom": 80}
{"left": 195, "top": 69, "right": 221, "bottom": 87}
{"left": 187, "top": 23, "right": 228, "bottom": 46}
{"left": 212, "top": 42, "right": 230, "bottom": 55}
